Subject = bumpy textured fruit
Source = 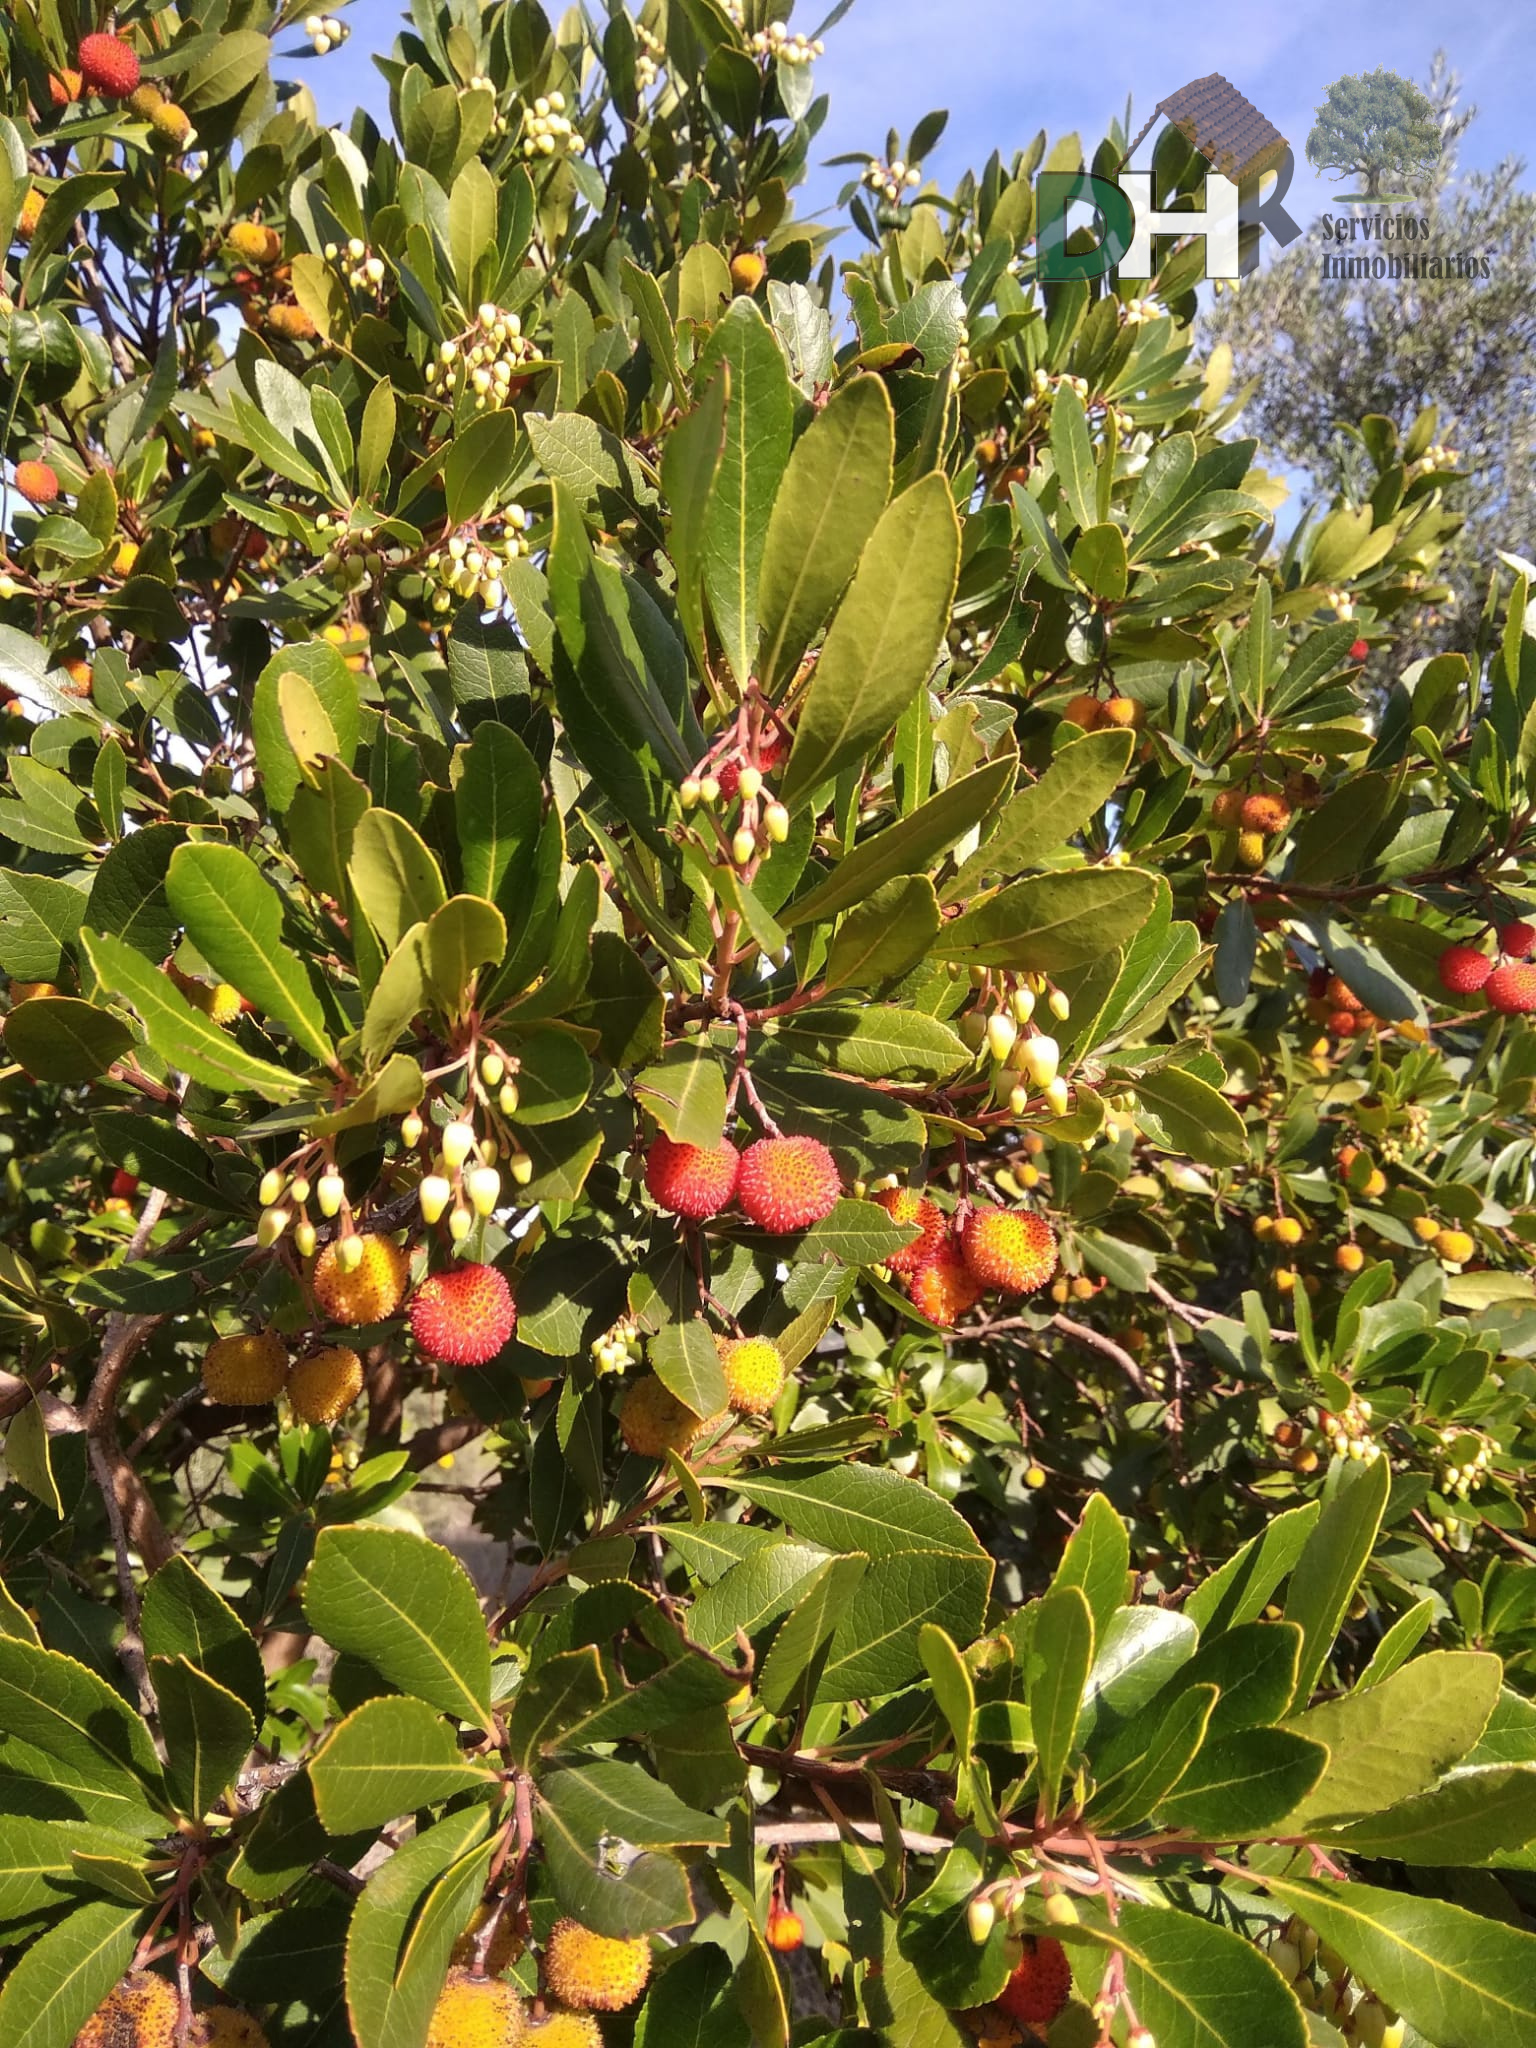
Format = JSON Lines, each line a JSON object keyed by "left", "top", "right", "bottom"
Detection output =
{"left": 906, "top": 1247, "right": 985, "bottom": 1326}
{"left": 79, "top": 32, "right": 142, "bottom": 97}
{"left": 288, "top": 1346, "right": 363, "bottom": 1424}
{"left": 870, "top": 1188, "right": 948, "bottom": 1274}
{"left": 17, "top": 188, "right": 44, "bottom": 239}
{"left": 1500, "top": 920, "right": 1536, "bottom": 958}
{"left": 1101, "top": 695, "right": 1144, "bottom": 729}
{"left": 766, "top": 1906, "right": 804, "bottom": 1951}
{"left": 523, "top": 2017, "right": 601, "bottom": 2048}
{"left": 426, "top": 1968, "right": 526, "bottom": 2048}
{"left": 410, "top": 1264, "right": 517, "bottom": 1367}
{"left": 544, "top": 1920, "right": 652, "bottom": 2012}
{"left": 738, "top": 1135, "right": 840, "bottom": 1232}
{"left": 126, "top": 82, "right": 166, "bottom": 120}
{"left": 1438, "top": 944, "right": 1492, "bottom": 995}
{"left": 1210, "top": 788, "right": 1245, "bottom": 828}
{"left": 1335, "top": 1244, "right": 1364, "bottom": 1273}
{"left": 961, "top": 1206, "right": 1058, "bottom": 1295}
{"left": 644, "top": 1131, "right": 740, "bottom": 1220}
{"left": 718, "top": 1335, "right": 786, "bottom": 1416}
{"left": 995, "top": 1936, "right": 1072, "bottom": 2026}
{"left": 1434, "top": 1229, "right": 1475, "bottom": 1265}
{"left": 230, "top": 221, "right": 282, "bottom": 267}
{"left": 203, "top": 1331, "right": 288, "bottom": 1405}
{"left": 730, "top": 250, "right": 766, "bottom": 292}
{"left": 150, "top": 100, "right": 194, "bottom": 147}
{"left": 267, "top": 303, "right": 317, "bottom": 340}
{"left": 15, "top": 459, "right": 59, "bottom": 505}
{"left": 1062, "top": 693, "right": 1102, "bottom": 729}
{"left": 193, "top": 2011, "right": 271, "bottom": 2048}
{"left": 1241, "top": 792, "right": 1293, "bottom": 834}
{"left": 1486, "top": 963, "right": 1536, "bottom": 1014}
{"left": 78, "top": 1972, "right": 179, "bottom": 2048}
{"left": 48, "top": 68, "right": 84, "bottom": 107}
{"left": 313, "top": 1234, "right": 408, "bottom": 1324}
{"left": 1349, "top": 636, "right": 1370, "bottom": 661}
{"left": 110, "top": 1169, "right": 139, "bottom": 1199}
{"left": 618, "top": 1376, "right": 715, "bottom": 1459}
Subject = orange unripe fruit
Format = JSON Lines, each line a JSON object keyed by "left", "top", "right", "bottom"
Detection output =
{"left": 15, "top": 459, "right": 60, "bottom": 505}
{"left": 738, "top": 1135, "right": 841, "bottom": 1233}
{"left": 425, "top": 1968, "right": 526, "bottom": 2048}
{"left": 544, "top": 1919, "right": 652, "bottom": 2012}
{"left": 17, "top": 188, "right": 45, "bottom": 240}
{"left": 960, "top": 1205, "right": 1058, "bottom": 1294}
{"left": 730, "top": 250, "right": 767, "bottom": 293}
{"left": 230, "top": 221, "right": 283, "bottom": 268}
{"left": 1210, "top": 788, "right": 1245, "bottom": 828}
{"left": 267, "top": 303, "right": 318, "bottom": 341}
{"left": 995, "top": 1936, "right": 1072, "bottom": 2026}
{"left": 619, "top": 1376, "right": 716, "bottom": 1459}
{"left": 312, "top": 1234, "right": 408, "bottom": 1324}
{"left": 77, "top": 1973, "right": 178, "bottom": 2048}
{"left": 1101, "top": 695, "right": 1144, "bottom": 729}
{"left": 288, "top": 1346, "right": 364, "bottom": 1424}
{"left": 906, "top": 1246, "right": 984, "bottom": 1326}
{"left": 202, "top": 1331, "right": 288, "bottom": 1405}
{"left": 870, "top": 1187, "right": 948, "bottom": 1274}
{"left": 61, "top": 657, "right": 93, "bottom": 698}
{"left": 717, "top": 1335, "right": 786, "bottom": 1416}
{"left": 766, "top": 1906, "right": 805, "bottom": 1951}
{"left": 1241, "top": 792, "right": 1293, "bottom": 834}
{"left": 1272, "top": 1216, "right": 1303, "bottom": 1247}
{"left": 193, "top": 2010, "right": 271, "bottom": 2048}
{"left": 1434, "top": 1228, "right": 1475, "bottom": 1265}
{"left": 48, "top": 70, "right": 84, "bottom": 108}
{"left": 1335, "top": 1243, "right": 1364, "bottom": 1273}
{"left": 1411, "top": 1215, "right": 1440, "bottom": 1242}
{"left": 523, "top": 2017, "right": 601, "bottom": 2048}
{"left": 1062, "top": 692, "right": 1103, "bottom": 729}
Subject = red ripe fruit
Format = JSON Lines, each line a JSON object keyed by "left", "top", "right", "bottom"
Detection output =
{"left": 644, "top": 1131, "right": 740, "bottom": 1222}
{"left": 78, "top": 32, "right": 142, "bottom": 99}
{"left": 1327, "top": 1010, "right": 1361, "bottom": 1037}
{"left": 1349, "top": 637, "right": 1370, "bottom": 662}
{"left": 1486, "top": 963, "right": 1536, "bottom": 1016}
{"left": 717, "top": 730, "right": 788, "bottom": 799}
{"left": 738, "top": 1135, "right": 841, "bottom": 1233}
{"left": 408, "top": 1263, "right": 517, "bottom": 1367}
{"left": 1500, "top": 920, "right": 1536, "bottom": 960}
{"left": 870, "top": 1188, "right": 948, "bottom": 1275}
{"left": 1323, "top": 974, "right": 1364, "bottom": 1013}
{"left": 906, "top": 1247, "right": 985, "bottom": 1327}
{"left": 1437, "top": 944, "right": 1492, "bottom": 995}
{"left": 766, "top": 1907, "right": 804, "bottom": 1953}
{"left": 996, "top": 1936, "right": 1072, "bottom": 2026}
{"left": 14, "top": 460, "right": 59, "bottom": 506}
{"left": 961, "top": 1206, "right": 1059, "bottom": 1295}
{"left": 109, "top": 1170, "right": 139, "bottom": 1200}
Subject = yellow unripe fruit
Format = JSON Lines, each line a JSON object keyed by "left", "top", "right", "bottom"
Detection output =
{"left": 730, "top": 250, "right": 767, "bottom": 293}
{"left": 1335, "top": 1243, "right": 1364, "bottom": 1273}
{"left": 193, "top": 2008, "right": 273, "bottom": 2048}
{"left": 150, "top": 100, "right": 195, "bottom": 148}
{"left": 717, "top": 1335, "right": 786, "bottom": 1416}
{"left": 480, "top": 1051, "right": 506, "bottom": 1087}
{"left": 619, "top": 1377, "right": 715, "bottom": 1460}
{"left": 1361, "top": 1167, "right": 1387, "bottom": 1197}
{"left": 78, "top": 1974, "right": 180, "bottom": 2048}
{"left": 205, "top": 983, "right": 243, "bottom": 1025}
{"left": 203, "top": 1331, "right": 288, "bottom": 1405}
{"left": 401, "top": 1111, "right": 424, "bottom": 1148}
{"left": 230, "top": 220, "right": 283, "bottom": 267}
{"left": 312, "top": 1234, "right": 408, "bottom": 1323}
{"left": 524, "top": 2016, "right": 601, "bottom": 2048}
{"left": 1024, "top": 1463, "right": 1048, "bottom": 1488}
{"left": 1412, "top": 1215, "right": 1440, "bottom": 1241}
{"left": 1272, "top": 1217, "right": 1303, "bottom": 1246}
{"left": 967, "top": 1895, "right": 996, "bottom": 1943}
{"left": 1435, "top": 1228, "right": 1475, "bottom": 1265}
{"left": 442, "top": 1120, "right": 477, "bottom": 1170}
{"left": 1044, "top": 1891, "right": 1079, "bottom": 1926}
{"left": 1275, "top": 1267, "right": 1298, "bottom": 1293}
{"left": 425, "top": 1967, "right": 526, "bottom": 2048}
{"left": 544, "top": 1920, "right": 652, "bottom": 2012}
{"left": 114, "top": 540, "right": 140, "bottom": 577}
{"left": 288, "top": 1346, "right": 364, "bottom": 1425}
{"left": 316, "top": 1171, "right": 345, "bottom": 1218}
{"left": 420, "top": 1175, "right": 453, "bottom": 1225}
{"left": 1253, "top": 1214, "right": 1275, "bottom": 1239}
{"left": 732, "top": 826, "right": 756, "bottom": 866}
{"left": 1236, "top": 829, "right": 1267, "bottom": 869}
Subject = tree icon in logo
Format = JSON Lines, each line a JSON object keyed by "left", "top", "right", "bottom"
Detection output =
{"left": 1306, "top": 67, "right": 1443, "bottom": 201}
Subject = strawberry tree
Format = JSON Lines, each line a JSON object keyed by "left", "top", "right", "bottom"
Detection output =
{"left": 3, "top": 5, "right": 1536, "bottom": 2048}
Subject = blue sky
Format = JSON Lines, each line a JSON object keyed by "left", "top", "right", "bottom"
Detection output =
{"left": 291, "top": 0, "right": 1535, "bottom": 232}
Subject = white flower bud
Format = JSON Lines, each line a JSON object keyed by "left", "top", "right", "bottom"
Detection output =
{"left": 509, "top": 1150, "right": 534, "bottom": 1186}
{"left": 1044, "top": 1076, "right": 1071, "bottom": 1115}
{"left": 680, "top": 776, "right": 702, "bottom": 809}
{"left": 467, "top": 1166, "right": 502, "bottom": 1217}
{"left": 316, "top": 1171, "right": 345, "bottom": 1217}
{"left": 1020, "top": 1035, "right": 1060, "bottom": 1088}
{"left": 1010, "top": 984, "right": 1036, "bottom": 1024}
{"left": 419, "top": 1175, "right": 452, "bottom": 1225}
{"left": 259, "top": 1168, "right": 286, "bottom": 1208}
{"left": 764, "top": 802, "right": 790, "bottom": 843}
{"left": 336, "top": 1233, "right": 365, "bottom": 1273}
{"left": 480, "top": 1051, "right": 505, "bottom": 1087}
{"left": 732, "top": 827, "right": 756, "bottom": 866}
{"left": 401, "top": 1111, "right": 424, "bottom": 1148}
{"left": 737, "top": 765, "right": 763, "bottom": 801}
{"left": 294, "top": 1219, "right": 317, "bottom": 1259}
{"left": 986, "top": 1013, "right": 1017, "bottom": 1062}
{"left": 256, "top": 1206, "right": 289, "bottom": 1248}
{"left": 441, "top": 1120, "right": 476, "bottom": 1170}
{"left": 1048, "top": 987, "right": 1071, "bottom": 1021}
{"left": 289, "top": 1176, "right": 311, "bottom": 1205}
{"left": 966, "top": 1896, "right": 996, "bottom": 1944}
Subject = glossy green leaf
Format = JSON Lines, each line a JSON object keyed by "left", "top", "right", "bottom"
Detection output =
{"left": 83, "top": 932, "right": 305, "bottom": 1101}
{"left": 152, "top": 1655, "right": 255, "bottom": 1822}
{"left": 697, "top": 298, "right": 795, "bottom": 687}
{"left": 422, "top": 895, "right": 506, "bottom": 1018}
{"left": 142, "top": 1556, "right": 265, "bottom": 1726}
{"left": 348, "top": 810, "right": 448, "bottom": 955}
{"left": 634, "top": 1045, "right": 728, "bottom": 1149}
{"left": 949, "top": 729, "right": 1132, "bottom": 893}
{"left": 1052, "top": 1493, "right": 1130, "bottom": 1641}
{"left": 0, "top": 1899, "right": 144, "bottom": 2048}
{"left": 896, "top": 1834, "right": 1011, "bottom": 2008}
{"left": 345, "top": 1805, "right": 493, "bottom": 2048}
{"left": 1283, "top": 1455, "right": 1391, "bottom": 1706}
{"left": 1028, "top": 1585, "right": 1094, "bottom": 1816}
{"left": 311, "top": 1696, "right": 496, "bottom": 1834}
{"left": 1100, "top": 1900, "right": 1308, "bottom": 2048}
{"left": 824, "top": 875, "right": 940, "bottom": 989}
{"left": 166, "top": 843, "right": 334, "bottom": 1064}
{"left": 2, "top": 997, "right": 131, "bottom": 1084}
{"left": 943, "top": 866, "right": 1160, "bottom": 969}
{"left": 1133, "top": 1064, "right": 1249, "bottom": 1167}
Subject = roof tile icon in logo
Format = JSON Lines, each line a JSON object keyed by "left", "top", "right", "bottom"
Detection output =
{"left": 1126, "top": 73, "right": 1289, "bottom": 186}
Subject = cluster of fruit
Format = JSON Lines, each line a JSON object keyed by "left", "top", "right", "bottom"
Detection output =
{"left": 76, "top": 1971, "right": 265, "bottom": 2048}
{"left": 323, "top": 234, "right": 388, "bottom": 292}
{"left": 1318, "top": 1396, "right": 1382, "bottom": 1465}
{"left": 1061, "top": 689, "right": 1145, "bottom": 732}
{"left": 680, "top": 731, "right": 791, "bottom": 856}
{"left": 749, "top": 19, "right": 824, "bottom": 63}
{"left": 423, "top": 509, "right": 532, "bottom": 615}
{"left": 619, "top": 1329, "right": 789, "bottom": 1458}
{"left": 413, "top": 1096, "right": 532, "bottom": 1241}
{"left": 1437, "top": 919, "right": 1536, "bottom": 1014}
{"left": 125, "top": 81, "right": 196, "bottom": 152}
{"left": 425, "top": 307, "right": 541, "bottom": 409}
{"left": 1409, "top": 1212, "right": 1476, "bottom": 1266}
{"left": 951, "top": 969, "right": 1074, "bottom": 1120}
{"left": 1408, "top": 440, "right": 1458, "bottom": 479}
{"left": 314, "top": 515, "right": 405, "bottom": 595}
{"left": 872, "top": 1186, "right": 1059, "bottom": 1327}
{"left": 1209, "top": 785, "right": 1305, "bottom": 874}
{"left": 301, "top": 12, "right": 349, "bottom": 56}
{"left": 862, "top": 156, "right": 923, "bottom": 204}
{"left": 589, "top": 1315, "right": 642, "bottom": 1375}
{"left": 1320, "top": 584, "right": 1358, "bottom": 623}
{"left": 521, "top": 91, "right": 583, "bottom": 158}
{"left": 1267, "top": 1919, "right": 1404, "bottom": 2045}
{"left": 202, "top": 1326, "right": 363, "bottom": 1425}
{"left": 1120, "top": 296, "right": 1159, "bottom": 325}
{"left": 1434, "top": 1426, "right": 1493, "bottom": 1502}
{"left": 633, "top": 21, "right": 664, "bottom": 91}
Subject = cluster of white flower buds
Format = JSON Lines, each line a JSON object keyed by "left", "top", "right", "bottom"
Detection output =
{"left": 681, "top": 742, "right": 791, "bottom": 866}
{"left": 750, "top": 20, "right": 823, "bottom": 63}
{"left": 465, "top": 74, "right": 508, "bottom": 134}
{"left": 1121, "top": 297, "right": 1159, "bottom": 325}
{"left": 302, "top": 12, "right": 348, "bottom": 56}
{"left": 1435, "top": 1427, "right": 1491, "bottom": 1501}
{"left": 1319, "top": 585, "right": 1355, "bottom": 621}
{"left": 591, "top": 1317, "right": 643, "bottom": 1375}
{"left": 257, "top": 1157, "right": 346, "bottom": 1260}
{"left": 424, "top": 506, "right": 531, "bottom": 616}
{"left": 324, "top": 235, "right": 387, "bottom": 292}
{"left": 523, "top": 91, "right": 583, "bottom": 158}
{"left": 1321, "top": 1397, "right": 1381, "bottom": 1464}
{"left": 949, "top": 325, "right": 971, "bottom": 394}
{"left": 1268, "top": 1921, "right": 1404, "bottom": 2045}
{"left": 314, "top": 516, "right": 404, "bottom": 594}
{"left": 635, "top": 23, "right": 663, "bottom": 91}
{"left": 952, "top": 971, "right": 1073, "bottom": 1120}
{"left": 426, "top": 306, "right": 538, "bottom": 411}
{"left": 1410, "top": 442, "right": 1458, "bottom": 478}
{"left": 863, "top": 157, "right": 921, "bottom": 205}
{"left": 411, "top": 1065, "right": 532, "bottom": 1243}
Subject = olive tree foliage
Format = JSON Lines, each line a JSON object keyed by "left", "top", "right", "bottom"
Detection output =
{"left": 4, "top": 4, "right": 1536, "bottom": 2047}
{"left": 1207, "top": 58, "right": 1536, "bottom": 667}
{"left": 1305, "top": 65, "right": 1443, "bottom": 201}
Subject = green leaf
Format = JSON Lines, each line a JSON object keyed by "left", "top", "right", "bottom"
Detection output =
{"left": 152, "top": 1655, "right": 255, "bottom": 1822}
{"left": 697, "top": 298, "right": 796, "bottom": 686}
{"left": 635, "top": 1943, "right": 751, "bottom": 2048}
{"left": 444, "top": 410, "right": 521, "bottom": 527}
{"left": 765, "top": 1007, "right": 968, "bottom": 1083}
{"left": 447, "top": 156, "right": 497, "bottom": 305}
{"left": 1283, "top": 1650, "right": 1503, "bottom": 1829}
{"left": 1185, "top": 1503, "right": 1320, "bottom": 1636}
{"left": 651, "top": 1317, "right": 729, "bottom": 1420}
{"left": 758, "top": 1554, "right": 871, "bottom": 1715}
{"left": 1028, "top": 1585, "right": 1094, "bottom": 1816}
{"left": 820, "top": 1551, "right": 994, "bottom": 1702}
{"left": 1078, "top": 1607, "right": 1199, "bottom": 1751}
{"left": 361, "top": 926, "right": 429, "bottom": 1069}
{"left": 1, "top": 997, "right": 131, "bottom": 1084}
{"left": 286, "top": 759, "right": 372, "bottom": 900}
{"left": 733, "top": 1462, "right": 986, "bottom": 1560}
{"left": 251, "top": 642, "right": 360, "bottom": 813}
{"left": 82, "top": 932, "right": 305, "bottom": 1102}
{"left": 1261, "top": 1874, "right": 1536, "bottom": 2048}
{"left": 311, "top": 1696, "right": 496, "bottom": 1834}
{"left": 538, "top": 1761, "right": 719, "bottom": 1936}
{"left": 1100, "top": 1900, "right": 1308, "bottom": 2048}
{"left": 689, "top": 1542, "right": 834, "bottom": 1655}
{"left": 182, "top": 28, "right": 270, "bottom": 110}
{"left": 0, "top": 1814, "right": 149, "bottom": 1921}
{"left": 348, "top": 810, "right": 448, "bottom": 955}
{"left": 660, "top": 367, "right": 728, "bottom": 670}
{"left": 165, "top": 844, "right": 334, "bottom": 1065}
{"left": 1317, "top": 1763, "right": 1536, "bottom": 1863}
{"left": 85, "top": 822, "right": 181, "bottom": 957}
{"left": 5, "top": 1399, "right": 60, "bottom": 1516}
{"left": 303, "top": 1527, "right": 493, "bottom": 1733}
{"left": 278, "top": 668, "right": 339, "bottom": 784}
{"left": 758, "top": 374, "right": 895, "bottom": 694}
{"left": 1071, "top": 520, "right": 1129, "bottom": 600}
{"left": 825, "top": 876, "right": 940, "bottom": 989}
{"left": 918, "top": 1624, "right": 976, "bottom": 1764}
{"left": 784, "top": 755, "right": 1016, "bottom": 928}
{"left": 1158, "top": 1727, "right": 1328, "bottom": 1835}
{"left": 309, "top": 1053, "right": 425, "bottom": 1136}
{"left": 141, "top": 1556, "right": 265, "bottom": 1726}
{"left": 358, "top": 379, "right": 397, "bottom": 505}
{"left": 0, "top": 1639, "right": 162, "bottom": 1802}
{"left": 92, "top": 739, "right": 125, "bottom": 842}
{"left": 345, "top": 1806, "right": 493, "bottom": 2048}
{"left": 1086, "top": 1684, "right": 1219, "bottom": 1831}
{"left": 634, "top": 1046, "right": 728, "bottom": 1149}
{"left": 1051, "top": 382, "right": 1097, "bottom": 533}
{"left": 422, "top": 896, "right": 506, "bottom": 1019}
{"left": 453, "top": 721, "right": 542, "bottom": 926}
{"left": 949, "top": 729, "right": 1131, "bottom": 893}
{"left": 0, "top": 1899, "right": 144, "bottom": 2048}
{"left": 942, "top": 866, "right": 1159, "bottom": 969}
{"left": 1162, "top": 1623, "right": 1302, "bottom": 1734}
{"left": 1051, "top": 1492, "right": 1129, "bottom": 1641}
{"left": 781, "top": 473, "right": 961, "bottom": 804}
{"left": 1283, "top": 1456, "right": 1391, "bottom": 1706}
{"left": 1133, "top": 1064, "right": 1248, "bottom": 1167}
{"left": 896, "top": 1834, "right": 1012, "bottom": 2008}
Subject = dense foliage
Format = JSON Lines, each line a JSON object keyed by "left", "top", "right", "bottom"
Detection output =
{"left": 3, "top": 5, "right": 1536, "bottom": 2047}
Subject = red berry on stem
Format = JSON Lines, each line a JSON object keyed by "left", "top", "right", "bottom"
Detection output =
{"left": 14, "top": 459, "right": 59, "bottom": 505}
{"left": 738, "top": 1135, "right": 840, "bottom": 1232}
{"left": 995, "top": 1936, "right": 1072, "bottom": 2026}
{"left": 1436, "top": 945, "right": 1491, "bottom": 996}
{"left": 644, "top": 1131, "right": 740, "bottom": 1221}
{"left": 870, "top": 1188, "right": 948, "bottom": 1274}
{"left": 1499, "top": 920, "right": 1536, "bottom": 959}
{"left": 78, "top": 32, "right": 141, "bottom": 99}
{"left": 1486, "top": 963, "right": 1536, "bottom": 1015}
{"left": 409, "top": 1263, "right": 517, "bottom": 1366}
{"left": 1349, "top": 637, "right": 1370, "bottom": 662}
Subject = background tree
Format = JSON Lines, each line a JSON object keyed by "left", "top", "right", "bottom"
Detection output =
{"left": 1305, "top": 64, "right": 1444, "bottom": 199}
{"left": 3, "top": 8, "right": 1536, "bottom": 2048}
